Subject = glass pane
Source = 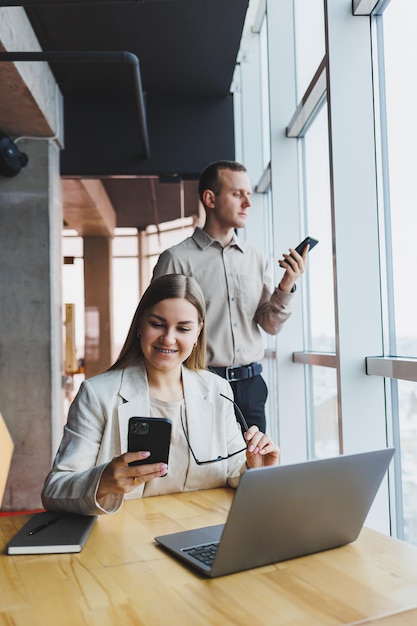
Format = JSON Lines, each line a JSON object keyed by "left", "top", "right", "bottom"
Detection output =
{"left": 63, "top": 231, "right": 83, "bottom": 258}
{"left": 259, "top": 16, "right": 271, "bottom": 167}
{"left": 263, "top": 188, "right": 279, "bottom": 443}
{"left": 112, "top": 257, "right": 139, "bottom": 358}
{"left": 62, "top": 257, "right": 85, "bottom": 359}
{"left": 309, "top": 365, "right": 339, "bottom": 459}
{"left": 302, "top": 102, "right": 335, "bottom": 352}
{"left": 112, "top": 235, "right": 138, "bottom": 257}
{"left": 382, "top": 0, "right": 417, "bottom": 357}
{"left": 62, "top": 250, "right": 85, "bottom": 404}
{"left": 294, "top": 0, "right": 325, "bottom": 101}
{"left": 397, "top": 380, "right": 417, "bottom": 546}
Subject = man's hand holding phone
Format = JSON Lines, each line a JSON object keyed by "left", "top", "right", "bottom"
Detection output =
{"left": 278, "top": 236, "right": 318, "bottom": 292}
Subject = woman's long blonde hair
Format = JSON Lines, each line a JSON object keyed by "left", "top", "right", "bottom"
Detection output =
{"left": 109, "top": 274, "right": 207, "bottom": 372}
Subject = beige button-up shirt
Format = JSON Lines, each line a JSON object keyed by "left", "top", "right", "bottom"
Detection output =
{"left": 152, "top": 227, "right": 294, "bottom": 367}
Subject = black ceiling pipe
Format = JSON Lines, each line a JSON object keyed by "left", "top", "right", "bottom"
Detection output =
{"left": 0, "top": 50, "right": 150, "bottom": 159}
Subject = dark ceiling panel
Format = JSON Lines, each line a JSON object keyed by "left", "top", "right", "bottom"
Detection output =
{"left": 60, "top": 94, "right": 235, "bottom": 177}
{"left": 25, "top": 1, "right": 248, "bottom": 98}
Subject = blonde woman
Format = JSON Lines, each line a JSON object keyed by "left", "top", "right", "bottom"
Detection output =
{"left": 42, "top": 274, "right": 279, "bottom": 516}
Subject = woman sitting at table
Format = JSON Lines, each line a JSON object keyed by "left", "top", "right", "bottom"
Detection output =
{"left": 41, "top": 274, "right": 280, "bottom": 516}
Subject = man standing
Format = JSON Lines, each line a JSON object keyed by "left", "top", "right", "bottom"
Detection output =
{"left": 152, "top": 160, "right": 308, "bottom": 432}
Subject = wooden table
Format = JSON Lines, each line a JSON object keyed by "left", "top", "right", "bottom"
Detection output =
{"left": 1, "top": 488, "right": 417, "bottom": 626}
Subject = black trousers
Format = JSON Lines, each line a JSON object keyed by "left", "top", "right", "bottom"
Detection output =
{"left": 214, "top": 373, "right": 268, "bottom": 433}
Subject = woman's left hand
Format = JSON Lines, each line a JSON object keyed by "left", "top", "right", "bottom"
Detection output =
{"left": 244, "top": 426, "right": 280, "bottom": 468}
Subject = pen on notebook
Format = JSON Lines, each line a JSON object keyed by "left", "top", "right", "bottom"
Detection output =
{"left": 28, "top": 514, "right": 64, "bottom": 536}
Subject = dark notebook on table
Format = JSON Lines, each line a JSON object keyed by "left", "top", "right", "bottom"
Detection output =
{"left": 155, "top": 447, "right": 395, "bottom": 578}
{"left": 6, "top": 511, "right": 97, "bottom": 555}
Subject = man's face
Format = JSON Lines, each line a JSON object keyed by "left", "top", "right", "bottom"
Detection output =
{"left": 210, "top": 169, "right": 252, "bottom": 229}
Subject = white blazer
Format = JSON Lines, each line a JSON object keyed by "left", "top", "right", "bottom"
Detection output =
{"left": 41, "top": 359, "right": 246, "bottom": 515}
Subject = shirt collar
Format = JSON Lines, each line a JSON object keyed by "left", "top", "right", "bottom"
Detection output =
{"left": 192, "top": 226, "right": 245, "bottom": 253}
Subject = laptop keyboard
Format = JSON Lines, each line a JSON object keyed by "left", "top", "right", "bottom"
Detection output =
{"left": 183, "top": 542, "right": 219, "bottom": 567}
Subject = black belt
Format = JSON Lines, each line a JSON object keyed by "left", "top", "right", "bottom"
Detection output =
{"left": 210, "top": 362, "right": 262, "bottom": 382}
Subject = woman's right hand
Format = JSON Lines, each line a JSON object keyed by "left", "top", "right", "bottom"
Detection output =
{"left": 96, "top": 451, "right": 168, "bottom": 499}
{"left": 244, "top": 426, "right": 280, "bottom": 468}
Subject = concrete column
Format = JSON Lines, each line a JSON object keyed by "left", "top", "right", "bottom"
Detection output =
{"left": 0, "top": 138, "right": 63, "bottom": 510}
{"left": 83, "top": 236, "right": 113, "bottom": 378}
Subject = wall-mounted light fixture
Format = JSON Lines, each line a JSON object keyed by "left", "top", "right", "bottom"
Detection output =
{"left": 0, "top": 131, "right": 29, "bottom": 177}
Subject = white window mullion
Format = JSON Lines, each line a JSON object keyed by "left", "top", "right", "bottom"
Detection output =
{"left": 266, "top": 0, "right": 308, "bottom": 463}
{"left": 325, "top": 0, "right": 389, "bottom": 532}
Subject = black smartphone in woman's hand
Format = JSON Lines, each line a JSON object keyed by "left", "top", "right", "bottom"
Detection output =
{"left": 128, "top": 417, "right": 172, "bottom": 466}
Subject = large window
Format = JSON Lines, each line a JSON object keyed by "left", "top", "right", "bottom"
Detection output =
{"left": 234, "top": 0, "right": 416, "bottom": 539}
{"left": 375, "top": 0, "right": 417, "bottom": 544}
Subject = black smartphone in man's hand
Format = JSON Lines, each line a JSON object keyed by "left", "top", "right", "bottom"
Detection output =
{"left": 294, "top": 236, "right": 319, "bottom": 255}
{"left": 128, "top": 417, "right": 172, "bottom": 467}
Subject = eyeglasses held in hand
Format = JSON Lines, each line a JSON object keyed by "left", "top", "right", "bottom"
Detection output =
{"left": 220, "top": 393, "right": 249, "bottom": 432}
{"left": 180, "top": 394, "right": 249, "bottom": 466}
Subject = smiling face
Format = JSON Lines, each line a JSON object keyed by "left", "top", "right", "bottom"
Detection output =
{"left": 138, "top": 297, "right": 202, "bottom": 373}
{"left": 204, "top": 168, "right": 252, "bottom": 230}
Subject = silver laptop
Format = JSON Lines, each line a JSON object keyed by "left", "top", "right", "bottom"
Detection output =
{"left": 155, "top": 447, "right": 395, "bottom": 578}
